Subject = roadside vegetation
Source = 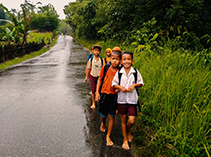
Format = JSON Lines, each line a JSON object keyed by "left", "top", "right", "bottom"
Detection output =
{"left": 0, "top": 0, "right": 63, "bottom": 70}
{"left": 0, "top": 34, "right": 58, "bottom": 70}
{"left": 64, "top": 0, "right": 211, "bottom": 156}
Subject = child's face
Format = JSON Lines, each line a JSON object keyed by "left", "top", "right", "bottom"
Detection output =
{"left": 105, "top": 50, "right": 111, "bottom": 57}
{"left": 110, "top": 54, "right": 120, "bottom": 68}
{"left": 93, "top": 48, "right": 101, "bottom": 56}
{"left": 121, "top": 54, "right": 134, "bottom": 69}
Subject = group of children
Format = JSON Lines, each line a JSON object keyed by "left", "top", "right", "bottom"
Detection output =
{"left": 84, "top": 45, "right": 144, "bottom": 150}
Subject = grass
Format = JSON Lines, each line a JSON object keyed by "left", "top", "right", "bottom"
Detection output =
{"left": 0, "top": 35, "right": 58, "bottom": 70}
{"left": 27, "top": 32, "right": 53, "bottom": 44}
{"left": 132, "top": 46, "right": 211, "bottom": 156}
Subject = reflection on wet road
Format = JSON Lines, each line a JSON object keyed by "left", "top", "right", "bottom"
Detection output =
{"left": 0, "top": 35, "right": 134, "bottom": 156}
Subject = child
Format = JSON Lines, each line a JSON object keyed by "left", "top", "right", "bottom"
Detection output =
{"left": 95, "top": 51, "right": 121, "bottom": 146}
{"left": 104, "top": 48, "right": 112, "bottom": 64}
{"left": 112, "top": 51, "right": 144, "bottom": 150}
{"left": 84, "top": 45, "right": 104, "bottom": 108}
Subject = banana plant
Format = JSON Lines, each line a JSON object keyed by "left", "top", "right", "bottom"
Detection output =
{"left": 3, "top": 28, "right": 14, "bottom": 43}
{"left": 0, "top": 4, "right": 24, "bottom": 44}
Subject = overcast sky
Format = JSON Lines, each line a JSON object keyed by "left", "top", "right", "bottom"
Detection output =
{"left": 1, "top": 0, "right": 75, "bottom": 19}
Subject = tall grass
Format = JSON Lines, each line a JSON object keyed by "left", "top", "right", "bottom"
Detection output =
{"left": 133, "top": 46, "right": 211, "bottom": 156}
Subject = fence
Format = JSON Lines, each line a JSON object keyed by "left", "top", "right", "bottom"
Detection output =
{"left": 0, "top": 41, "right": 45, "bottom": 63}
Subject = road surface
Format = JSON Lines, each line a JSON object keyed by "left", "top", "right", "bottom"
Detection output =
{"left": 0, "top": 35, "right": 134, "bottom": 157}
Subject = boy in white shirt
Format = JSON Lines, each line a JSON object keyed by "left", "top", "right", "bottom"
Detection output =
{"left": 112, "top": 51, "right": 144, "bottom": 150}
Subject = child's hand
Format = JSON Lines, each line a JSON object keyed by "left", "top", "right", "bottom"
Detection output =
{"left": 84, "top": 78, "right": 88, "bottom": 83}
{"left": 128, "top": 84, "right": 135, "bottom": 92}
{"left": 115, "top": 89, "right": 120, "bottom": 93}
{"left": 120, "top": 86, "right": 129, "bottom": 93}
{"left": 95, "top": 92, "right": 100, "bottom": 102}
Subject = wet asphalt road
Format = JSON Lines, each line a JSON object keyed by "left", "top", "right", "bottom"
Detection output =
{"left": 0, "top": 35, "right": 134, "bottom": 157}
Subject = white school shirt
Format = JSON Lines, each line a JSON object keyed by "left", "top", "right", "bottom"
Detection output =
{"left": 112, "top": 66, "right": 144, "bottom": 104}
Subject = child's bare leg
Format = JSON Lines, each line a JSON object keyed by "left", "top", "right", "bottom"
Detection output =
{"left": 106, "top": 114, "right": 114, "bottom": 146}
{"left": 127, "top": 116, "right": 136, "bottom": 142}
{"left": 100, "top": 116, "right": 106, "bottom": 132}
{"left": 121, "top": 114, "right": 130, "bottom": 149}
{"left": 90, "top": 93, "right": 96, "bottom": 108}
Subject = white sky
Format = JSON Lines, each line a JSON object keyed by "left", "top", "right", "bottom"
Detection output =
{"left": 1, "top": 0, "right": 76, "bottom": 19}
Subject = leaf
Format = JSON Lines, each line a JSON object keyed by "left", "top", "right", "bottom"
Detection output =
{"left": 150, "top": 33, "right": 159, "bottom": 41}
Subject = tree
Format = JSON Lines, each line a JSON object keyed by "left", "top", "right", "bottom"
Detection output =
{"left": 30, "top": 4, "right": 59, "bottom": 32}
{"left": 21, "top": 6, "right": 31, "bottom": 44}
{"left": 64, "top": 0, "right": 105, "bottom": 39}
{"left": 20, "top": 0, "right": 40, "bottom": 13}
{"left": 37, "top": 3, "right": 58, "bottom": 17}
{"left": 64, "top": 0, "right": 211, "bottom": 42}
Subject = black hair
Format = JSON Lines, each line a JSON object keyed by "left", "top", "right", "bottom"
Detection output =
{"left": 122, "top": 51, "right": 133, "bottom": 59}
{"left": 111, "top": 51, "right": 122, "bottom": 60}
{"left": 93, "top": 47, "right": 101, "bottom": 51}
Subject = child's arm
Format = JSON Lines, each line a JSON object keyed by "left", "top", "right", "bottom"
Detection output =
{"left": 128, "top": 70, "right": 144, "bottom": 92}
{"left": 84, "top": 61, "right": 90, "bottom": 83}
{"left": 84, "top": 61, "right": 89, "bottom": 74}
{"left": 113, "top": 84, "right": 129, "bottom": 93}
{"left": 128, "top": 83, "right": 142, "bottom": 92}
{"left": 95, "top": 76, "right": 102, "bottom": 102}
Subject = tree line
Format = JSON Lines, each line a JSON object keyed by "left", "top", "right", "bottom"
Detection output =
{"left": 64, "top": 0, "right": 211, "bottom": 50}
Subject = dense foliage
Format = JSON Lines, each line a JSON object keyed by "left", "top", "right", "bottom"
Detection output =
{"left": 30, "top": 4, "right": 59, "bottom": 32}
{"left": 64, "top": 0, "right": 211, "bottom": 156}
{"left": 64, "top": 0, "right": 211, "bottom": 49}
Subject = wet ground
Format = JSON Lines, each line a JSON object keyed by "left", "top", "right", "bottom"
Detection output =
{"left": 0, "top": 35, "right": 134, "bottom": 156}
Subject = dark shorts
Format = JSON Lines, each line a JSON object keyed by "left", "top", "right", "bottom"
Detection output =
{"left": 118, "top": 104, "right": 137, "bottom": 116}
{"left": 98, "top": 94, "right": 117, "bottom": 118}
{"left": 89, "top": 75, "right": 98, "bottom": 93}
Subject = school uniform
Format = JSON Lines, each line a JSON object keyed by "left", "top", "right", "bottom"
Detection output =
{"left": 112, "top": 66, "right": 144, "bottom": 116}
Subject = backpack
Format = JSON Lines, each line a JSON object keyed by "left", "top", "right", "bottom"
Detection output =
{"left": 87, "top": 54, "right": 93, "bottom": 61}
{"left": 90, "top": 57, "right": 104, "bottom": 68}
{"left": 118, "top": 67, "right": 141, "bottom": 111}
{"left": 104, "top": 57, "right": 107, "bottom": 64}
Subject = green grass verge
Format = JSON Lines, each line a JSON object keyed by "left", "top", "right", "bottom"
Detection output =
{"left": 0, "top": 35, "right": 58, "bottom": 70}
